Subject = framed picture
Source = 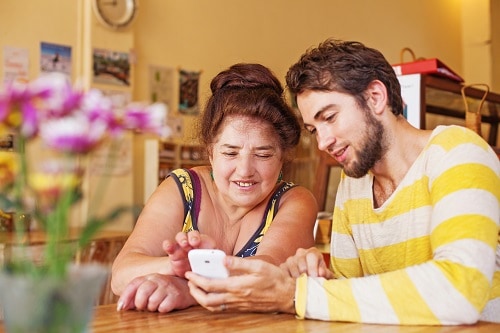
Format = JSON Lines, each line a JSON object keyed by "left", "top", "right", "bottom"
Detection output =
{"left": 92, "top": 48, "right": 130, "bottom": 86}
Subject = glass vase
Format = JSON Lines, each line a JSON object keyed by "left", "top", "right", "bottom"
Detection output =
{"left": 0, "top": 263, "right": 108, "bottom": 333}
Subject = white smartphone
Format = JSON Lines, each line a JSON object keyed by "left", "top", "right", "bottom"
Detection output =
{"left": 188, "top": 249, "right": 229, "bottom": 279}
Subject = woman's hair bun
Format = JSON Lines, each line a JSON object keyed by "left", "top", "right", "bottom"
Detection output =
{"left": 210, "top": 63, "right": 283, "bottom": 95}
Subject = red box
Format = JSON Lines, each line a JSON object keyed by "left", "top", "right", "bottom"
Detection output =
{"left": 392, "top": 58, "right": 464, "bottom": 83}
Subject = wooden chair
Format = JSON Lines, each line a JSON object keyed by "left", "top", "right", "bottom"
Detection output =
{"left": 312, "top": 151, "right": 342, "bottom": 212}
{"left": 79, "top": 236, "right": 128, "bottom": 305}
{"left": 492, "top": 146, "right": 500, "bottom": 158}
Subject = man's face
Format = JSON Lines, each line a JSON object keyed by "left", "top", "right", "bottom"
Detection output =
{"left": 297, "top": 90, "right": 385, "bottom": 178}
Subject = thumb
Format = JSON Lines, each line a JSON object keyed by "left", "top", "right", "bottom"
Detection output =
{"left": 199, "top": 234, "right": 217, "bottom": 249}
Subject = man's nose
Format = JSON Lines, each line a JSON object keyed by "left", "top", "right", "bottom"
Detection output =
{"left": 316, "top": 127, "right": 335, "bottom": 152}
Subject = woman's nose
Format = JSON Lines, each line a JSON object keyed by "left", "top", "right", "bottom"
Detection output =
{"left": 236, "top": 155, "right": 255, "bottom": 176}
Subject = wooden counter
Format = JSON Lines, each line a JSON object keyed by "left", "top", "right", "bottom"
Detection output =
{"left": 5, "top": 303, "right": 495, "bottom": 333}
{"left": 0, "top": 228, "right": 129, "bottom": 246}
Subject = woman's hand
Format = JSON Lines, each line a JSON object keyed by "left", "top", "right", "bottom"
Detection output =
{"left": 280, "top": 247, "right": 334, "bottom": 279}
{"left": 163, "top": 230, "right": 217, "bottom": 277}
{"left": 116, "top": 273, "right": 197, "bottom": 313}
{"left": 185, "top": 256, "right": 296, "bottom": 314}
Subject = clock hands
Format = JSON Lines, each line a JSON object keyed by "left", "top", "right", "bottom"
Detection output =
{"left": 101, "top": 0, "right": 117, "bottom": 6}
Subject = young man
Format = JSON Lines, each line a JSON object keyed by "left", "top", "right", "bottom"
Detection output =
{"left": 185, "top": 39, "right": 500, "bottom": 325}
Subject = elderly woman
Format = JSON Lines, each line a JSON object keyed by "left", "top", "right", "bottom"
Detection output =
{"left": 111, "top": 63, "right": 318, "bottom": 313}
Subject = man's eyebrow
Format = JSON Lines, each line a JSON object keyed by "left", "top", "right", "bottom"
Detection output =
{"left": 314, "top": 104, "right": 336, "bottom": 120}
{"left": 302, "top": 104, "right": 336, "bottom": 128}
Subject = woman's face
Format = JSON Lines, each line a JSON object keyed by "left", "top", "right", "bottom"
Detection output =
{"left": 210, "top": 116, "right": 283, "bottom": 208}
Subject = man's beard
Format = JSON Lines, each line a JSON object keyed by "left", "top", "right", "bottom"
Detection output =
{"left": 343, "top": 111, "right": 386, "bottom": 178}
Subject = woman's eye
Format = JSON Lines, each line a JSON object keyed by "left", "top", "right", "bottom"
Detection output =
{"left": 222, "top": 152, "right": 237, "bottom": 157}
{"left": 305, "top": 127, "right": 316, "bottom": 135}
{"left": 256, "top": 154, "right": 272, "bottom": 159}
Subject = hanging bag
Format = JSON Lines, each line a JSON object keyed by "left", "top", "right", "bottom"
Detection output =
{"left": 461, "top": 83, "right": 489, "bottom": 136}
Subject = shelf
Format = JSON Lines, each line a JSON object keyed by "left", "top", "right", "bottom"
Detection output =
{"left": 422, "top": 75, "right": 500, "bottom": 146}
{"left": 157, "top": 142, "right": 208, "bottom": 184}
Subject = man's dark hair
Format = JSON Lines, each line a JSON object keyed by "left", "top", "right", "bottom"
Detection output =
{"left": 286, "top": 38, "right": 404, "bottom": 115}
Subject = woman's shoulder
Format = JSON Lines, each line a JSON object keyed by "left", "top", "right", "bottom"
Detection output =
{"left": 189, "top": 166, "right": 212, "bottom": 185}
{"left": 168, "top": 166, "right": 210, "bottom": 181}
{"left": 277, "top": 182, "right": 318, "bottom": 207}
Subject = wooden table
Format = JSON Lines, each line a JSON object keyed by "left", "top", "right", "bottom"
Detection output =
{"left": 7, "top": 303, "right": 492, "bottom": 333}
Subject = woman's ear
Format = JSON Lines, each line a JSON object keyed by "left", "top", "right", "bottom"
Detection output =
{"left": 366, "top": 80, "right": 388, "bottom": 115}
{"left": 208, "top": 146, "right": 214, "bottom": 164}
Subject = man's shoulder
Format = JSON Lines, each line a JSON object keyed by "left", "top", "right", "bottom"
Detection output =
{"left": 428, "top": 125, "right": 490, "bottom": 151}
{"left": 424, "top": 125, "right": 499, "bottom": 173}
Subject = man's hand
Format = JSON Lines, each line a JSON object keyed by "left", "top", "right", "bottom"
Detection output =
{"left": 280, "top": 247, "right": 334, "bottom": 279}
{"left": 186, "top": 256, "right": 296, "bottom": 314}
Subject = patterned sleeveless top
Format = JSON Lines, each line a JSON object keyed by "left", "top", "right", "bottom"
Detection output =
{"left": 167, "top": 168, "right": 296, "bottom": 257}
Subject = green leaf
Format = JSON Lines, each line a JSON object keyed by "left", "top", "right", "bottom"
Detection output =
{"left": 77, "top": 206, "right": 131, "bottom": 249}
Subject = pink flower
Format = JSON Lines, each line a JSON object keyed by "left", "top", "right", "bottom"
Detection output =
{"left": 30, "top": 73, "right": 84, "bottom": 118}
{"left": 122, "top": 102, "right": 170, "bottom": 138}
{"left": 0, "top": 73, "right": 171, "bottom": 280}
{"left": 39, "top": 112, "right": 109, "bottom": 154}
{"left": 0, "top": 80, "right": 49, "bottom": 138}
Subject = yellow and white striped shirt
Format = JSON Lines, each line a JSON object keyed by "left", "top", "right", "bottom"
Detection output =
{"left": 295, "top": 125, "right": 500, "bottom": 325}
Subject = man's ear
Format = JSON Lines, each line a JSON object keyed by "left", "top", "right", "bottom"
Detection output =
{"left": 365, "top": 80, "right": 388, "bottom": 115}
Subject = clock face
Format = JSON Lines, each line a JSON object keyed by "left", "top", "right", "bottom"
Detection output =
{"left": 93, "top": 0, "right": 137, "bottom": 29}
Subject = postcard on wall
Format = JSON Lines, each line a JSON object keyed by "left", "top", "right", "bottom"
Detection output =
{"left": 93, "top": 48, "right": 130, "bottom": 86}
{"left": 40, "top": 42, "right": 72, "bottom": 78}
{"left": 178, "top": 68, "right": 201, "bottom": 115}
{"left": 3, "top": 46, "right": 29, "bottom": 84}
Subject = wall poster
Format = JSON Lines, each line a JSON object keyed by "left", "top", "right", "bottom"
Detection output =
{"left": 3, "top": 46, "right": 29, "bottom": 84}
{"left": 149, "top": 65, "right": 174, "bottom": 108}
{"left": 178, "top": 68, "right": 201, "bottom": 115}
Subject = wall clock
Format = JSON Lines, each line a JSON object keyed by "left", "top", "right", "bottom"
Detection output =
{"left": 92, "top": 0, "right": 138, "bottom": 30}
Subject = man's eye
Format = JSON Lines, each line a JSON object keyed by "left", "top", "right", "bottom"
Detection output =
{"left": 256, "top": 154, "right": 272, "bottom": 159}
{"left": 324, "top": 113, "right": 336, "bottom": 122}
{"left": 222, "top": 152, "right": 237, "bottom": 157}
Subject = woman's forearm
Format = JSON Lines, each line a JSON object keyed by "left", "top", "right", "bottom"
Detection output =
{"left": 111, "top": 253, "right": 171, "bottom": 294}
